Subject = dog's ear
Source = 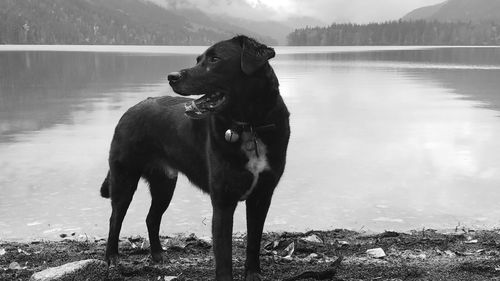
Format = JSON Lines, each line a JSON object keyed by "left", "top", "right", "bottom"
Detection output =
{"left": 240, "top": 37, "right": 275, "bottom": 75}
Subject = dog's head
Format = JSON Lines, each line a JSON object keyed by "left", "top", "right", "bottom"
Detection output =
{"left": 167, "top": 35, "right": 276, "bottom": 119}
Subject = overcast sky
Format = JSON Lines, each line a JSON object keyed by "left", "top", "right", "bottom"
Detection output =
{"left": 152, "top": 0, "right": 446, "bottom": 24}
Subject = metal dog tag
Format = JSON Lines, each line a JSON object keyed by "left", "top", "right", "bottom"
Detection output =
{"left": 225, "top": 129, "right": 239, "bottom": 143}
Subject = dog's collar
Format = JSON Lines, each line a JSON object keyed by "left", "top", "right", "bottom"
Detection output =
{"left": 225, "top": 120, "right": 276, "bottom": 157}
{"left": 231, "top": 120, "right": 276, "bottom": 134}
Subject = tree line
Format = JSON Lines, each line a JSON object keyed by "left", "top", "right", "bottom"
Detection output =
{"left": 287, "top": 20, "right": 500, "bottom": 46}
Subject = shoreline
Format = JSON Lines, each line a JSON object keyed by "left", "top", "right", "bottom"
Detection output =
{"left": 2, "top": 228, "right": 500, "bottom": 280}
{"left": 0, "top": 225, "right": 494, "bottom": 243}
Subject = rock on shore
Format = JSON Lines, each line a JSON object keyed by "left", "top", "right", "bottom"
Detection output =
{"left": 30, "top": 259, "right": 107, "bottom": 281}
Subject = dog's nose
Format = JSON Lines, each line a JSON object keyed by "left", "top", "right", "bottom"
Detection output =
{"left": 167, "top": 71, "right": 182, "bottom": 83}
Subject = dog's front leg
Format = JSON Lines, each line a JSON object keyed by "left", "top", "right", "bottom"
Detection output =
{"left": 244, "top": 173, "right": 276, "bottom": 281}
{"left": 211, "top": 195, "right": 237, "bottom": 281}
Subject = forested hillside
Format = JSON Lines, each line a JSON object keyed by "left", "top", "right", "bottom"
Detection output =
{"left": 0, "top": 0, "right": 273, "bottom": 45}
{"left": 288, "top": 0, "right": 500, "bottom": 46}
{"left": 287, "top": 20, "right": 500, "bottom": 46}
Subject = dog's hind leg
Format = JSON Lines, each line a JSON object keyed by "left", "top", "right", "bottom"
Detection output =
{"left": 105, "top": 167, "right": 140, "bottom": 265}
{"left": 144, "top": 167, "right": 178, "bottom": 262}
{"left": 100, "top": 171, "right": 111, "bottom": 198}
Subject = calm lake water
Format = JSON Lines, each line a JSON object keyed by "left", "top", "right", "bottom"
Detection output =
{"left": 1, "top": 45, "right": 500, "bottom": 240}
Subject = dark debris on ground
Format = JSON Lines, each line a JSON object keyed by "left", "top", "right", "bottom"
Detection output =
{"left": 2, "top": 228, "right": 500, "bottom": 280}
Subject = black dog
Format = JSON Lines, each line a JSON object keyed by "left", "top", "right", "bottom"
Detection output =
{"left": 100, "top": 35, "right": 290, "bottom": 281}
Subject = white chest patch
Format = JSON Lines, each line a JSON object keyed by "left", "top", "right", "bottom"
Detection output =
{"left": 240, "top": 132, "right": 270, "bottom": 200}
{"left": 164, "top": 165, "right": 178, "bottom": 179}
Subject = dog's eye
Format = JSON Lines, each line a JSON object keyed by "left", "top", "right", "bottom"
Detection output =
{"left": 208, "top": 56, "right": 221, "bottom": 63}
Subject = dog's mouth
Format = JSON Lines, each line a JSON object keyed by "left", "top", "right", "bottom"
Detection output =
{"left": 184, "top": 92, "right": 227, "bottom": 119}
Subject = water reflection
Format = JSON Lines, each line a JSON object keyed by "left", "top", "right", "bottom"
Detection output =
{"left": 0, "top": 51, "right": 188, "bottom": 141}
{"left": 408, "top": 69, "right": 500, "bottom": 111}
{"left": 284, "top": 47, "right": 500, "bottom": 65}
{"left": 273, "top": 47, "right": 500, "bottom": 232}
{"left": 1, "top": 46, "right": 500, "bottom": 239}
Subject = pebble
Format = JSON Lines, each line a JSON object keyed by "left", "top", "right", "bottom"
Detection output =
{"left": 366, "top": 248, "right": 386, "bottom": 258}
{"left": 9, "top": 261, "right": 23, "bottom": 270}
{"left": 301, "top": 234, "right": 323, "bottom": 243}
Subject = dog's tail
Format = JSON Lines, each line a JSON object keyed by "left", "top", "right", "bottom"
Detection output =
{"left": 100, "top": 171, "right": 111, "bottom": 198}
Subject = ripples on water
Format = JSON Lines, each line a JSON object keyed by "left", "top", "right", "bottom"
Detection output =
{"left": 1, "top": 46, "right": 500, "bottom": 239}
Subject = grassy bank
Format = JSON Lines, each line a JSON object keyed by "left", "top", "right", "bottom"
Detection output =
{"left": 2, "top": 228, "right": 500, "bottom": 280}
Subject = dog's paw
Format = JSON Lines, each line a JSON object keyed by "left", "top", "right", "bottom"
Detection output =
{"left": 245, "top": 272, "right": 263, "bottom": 281}
{"left": 151, "top": 251, "right": 164, "bottom": 263}
{"left": 105, "top": 254, "right": 119, "bottom": 267}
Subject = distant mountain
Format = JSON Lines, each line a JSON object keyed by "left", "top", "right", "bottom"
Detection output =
{"left": 146, "top": 0, "right": 326, "bottom": 45}
{"left": 162, "top": 7, "right": 278, "bottom": 45}
{"left": 402, "top": 2, "right": 446, "bottom": 21}
{"left": 0, "top": 0, "right": 275, "bottom": 45}
{"left": 207, "top": 16, "right": 290, "bottom": 46}
{"left": 212, "top": 15, "right": 325, "bottom": 45}
{"left": 402, "top": 0, "right": 500, "bottom": 22}
{"left": 288, "top": 0, "right": 500, "bottom": 46}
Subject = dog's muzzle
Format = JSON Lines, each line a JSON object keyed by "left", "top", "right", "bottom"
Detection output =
{"left": 167, "top": 71, "right": 227, "bottom": 119}
{"left": 167, "top": 71, "right": 182, "bottom": 83}
{"left": 184, "top": 92, "right": 227, "bottom": 119}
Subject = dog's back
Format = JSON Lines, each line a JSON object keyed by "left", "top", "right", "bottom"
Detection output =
{"left": 100, "top": 96, "right": 193, "bottom": 198}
